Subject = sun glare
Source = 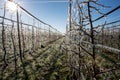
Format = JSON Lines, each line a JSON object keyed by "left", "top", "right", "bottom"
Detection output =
{"left": 6, "top": 1, "right": 17, "bottom": 12}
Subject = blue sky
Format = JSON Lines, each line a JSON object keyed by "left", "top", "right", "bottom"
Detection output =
{"left": 90, "top": 0, "right": 120, "bottom": 28}
{"left": 0, "top": 0, "right": 120, "bottom": 33}
{"left": 17, "top": 0, "right": 68, "bottom": 33}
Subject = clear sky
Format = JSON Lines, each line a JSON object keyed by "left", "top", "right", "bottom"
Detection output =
{"left": 17, "top": 0, "right": 68, "bottom": 33}
{"left": 0, "top": 0, "right": 120, "bottom": 33}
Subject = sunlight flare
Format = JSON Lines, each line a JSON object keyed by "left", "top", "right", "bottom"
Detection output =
{"left": 6, "top": 1, "right": 17, "bottom": 12}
